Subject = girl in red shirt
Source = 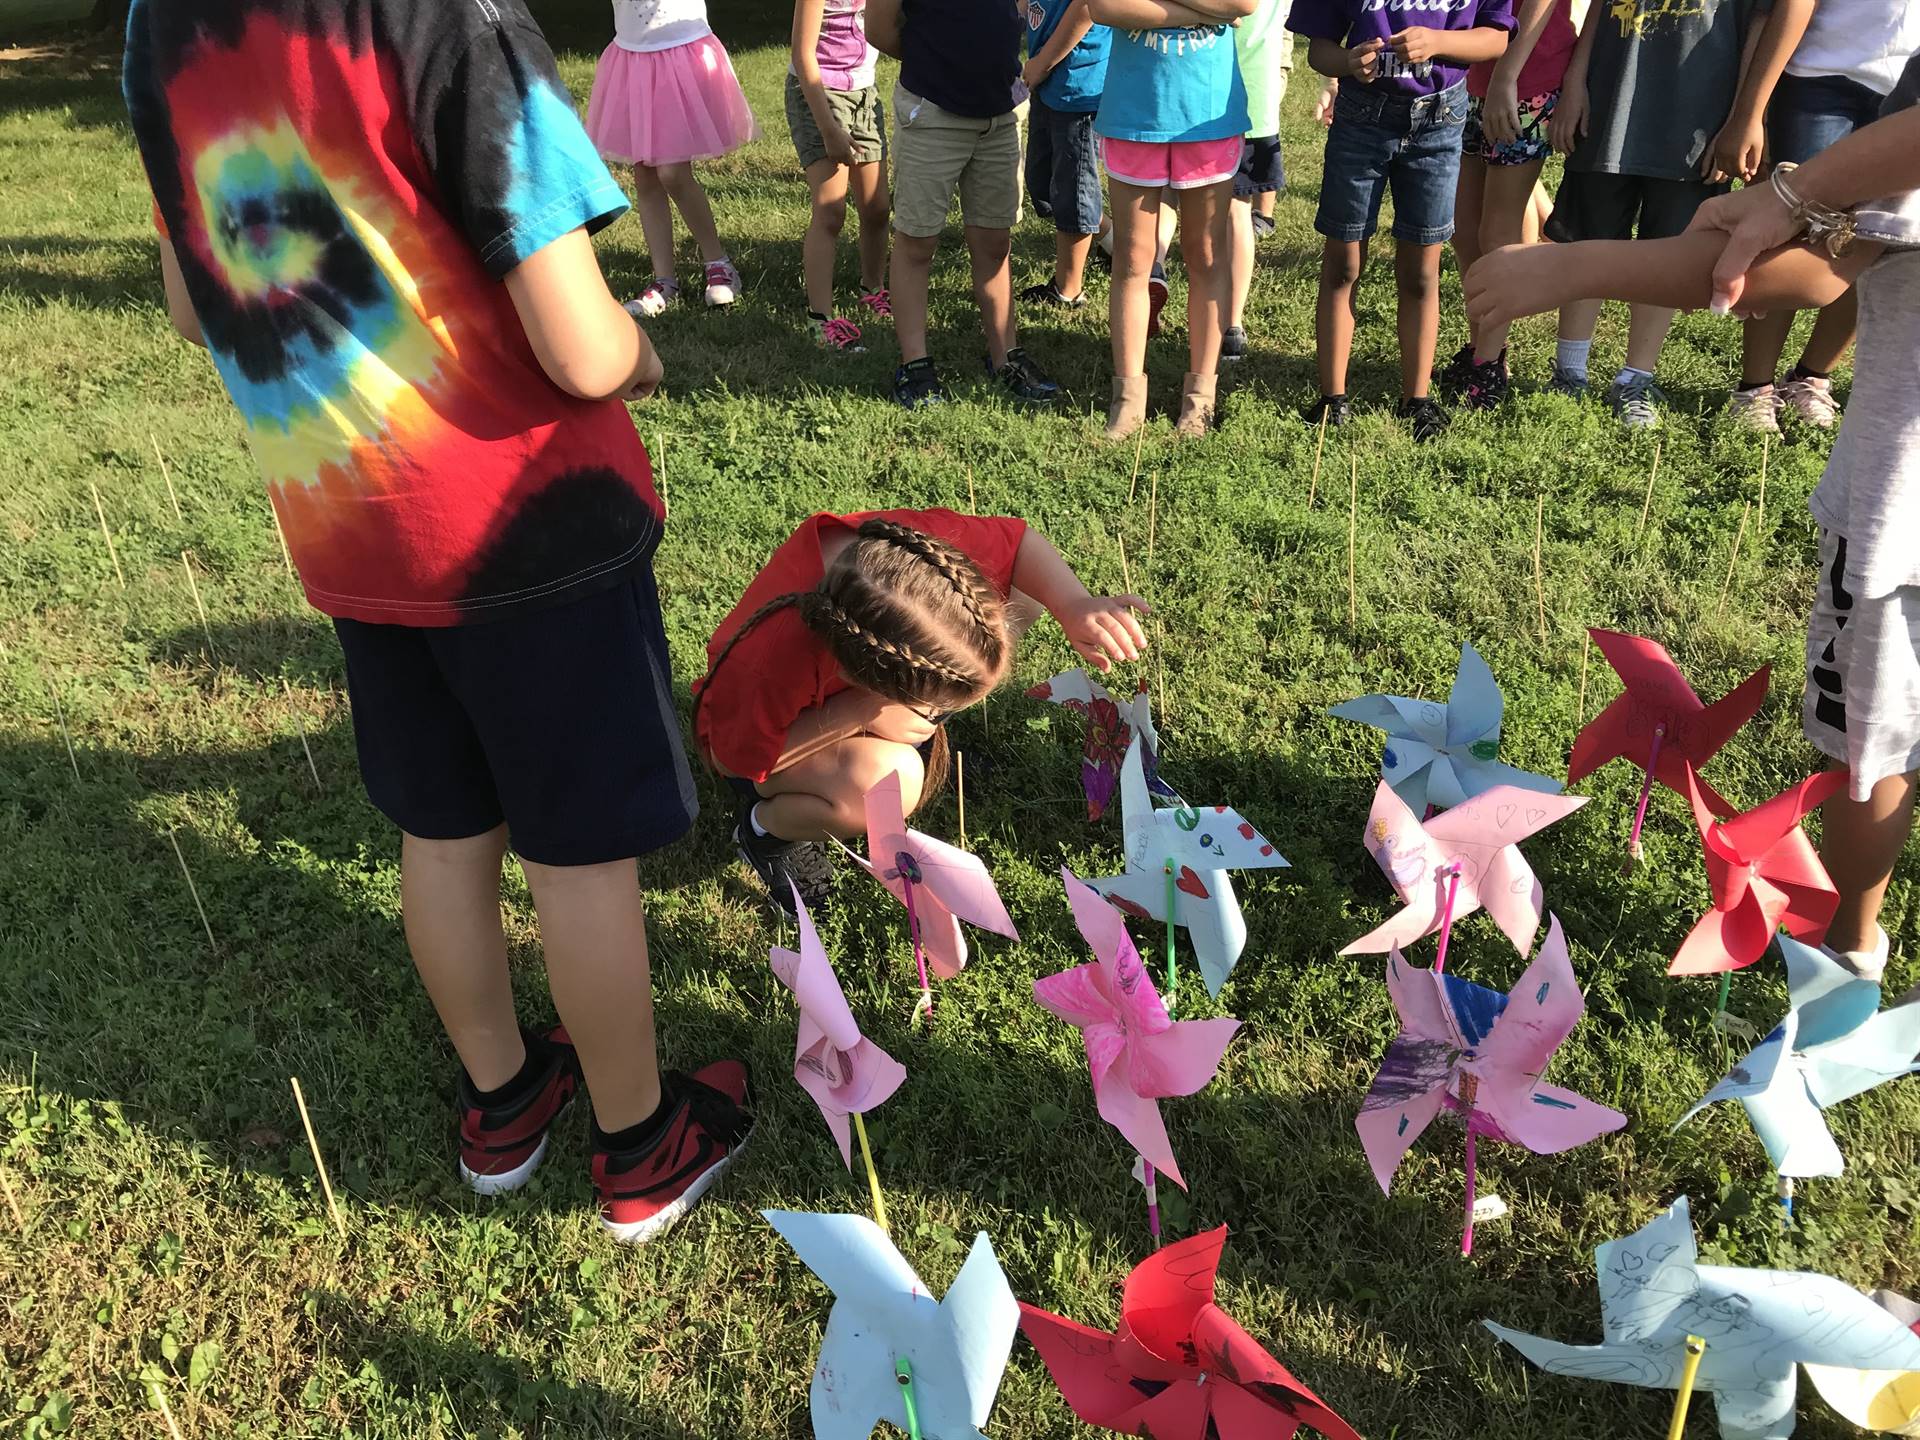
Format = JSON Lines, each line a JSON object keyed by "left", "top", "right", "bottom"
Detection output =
{"left": 692, "top": 509, "right": 1146, "bottom": 911}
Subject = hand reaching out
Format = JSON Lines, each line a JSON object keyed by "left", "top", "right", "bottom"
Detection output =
{"left": 1060, "top": 594, "right": 1151, "bottom": 672}
{"left": 1463, "top": 242, "right": 1582, "bottom": 333}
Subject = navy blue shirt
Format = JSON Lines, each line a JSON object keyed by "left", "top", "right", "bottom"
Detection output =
{"left": 901, "top": 0, "right": 1025, "bottom": 118}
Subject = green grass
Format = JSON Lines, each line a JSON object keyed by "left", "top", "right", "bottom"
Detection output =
{"left": 4, "top": 5, "right": 1918, "bottom": 1437}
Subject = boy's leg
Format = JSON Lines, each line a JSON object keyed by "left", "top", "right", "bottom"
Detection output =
{"left": 401, "top": 826, "right": 522, "bottom": 1089}
{"left": 889, "top": 86, "right": 973, "bottom": 364}
{"left": 1049, "top": 110, "right": 1101, "bottom": 299}
{"left": 1255, "top": 189, "right": 1277, "bottom": 223}
{"left": 1393, "top": 241, "right": 1444, "bottom": 399}
{"left": 891, "top": 231, "right": 940, "bottom": 362}
{"left": 1024, "top": 99, "right": 1056, "bottom": 222}
{"left": 958, "top": 110, "right": 1024, "bottom": 365}
{"left": 803, "top": 159, "right": 853, "bottom": 316}
{"left": 1055, "top": 230, "right": 1093, "bottom": 299}
{"left": 631, "top": 164, "right": 678, "bottom": 279}
{"left": 852, "top": 161, "right": 892, "bottom": 293}
{"left": 1822, "top": 775, "right": 1918, "bottom": 955}
{"left": 1621, "top": 304, "right": 1677, "bottom": 374}
{"left": 966, "top": 224, "right": 1016, "bottom": 367}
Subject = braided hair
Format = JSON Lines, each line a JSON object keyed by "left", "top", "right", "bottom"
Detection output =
{"left": 693, "top": 518, "right": 1013, "bottom": 794}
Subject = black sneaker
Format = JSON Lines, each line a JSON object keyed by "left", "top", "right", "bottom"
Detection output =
{"left": 1462, "top": 353, "right": 1510, "bottom": 411}
{"left": 1435, "top": 341, "right": 1476, "bottom": 397}
{"left": 1250, "top": 212, "right": 1276, "bottom": 239}
{"left": 1018, "top": 280, "right": 1087, "bottom": 309}
{"left": 1397, "top": 395, "right": 1450, "bottom": 444}
{"left": 1303, "top": 394, "right": 1351, "bottom": 427}
{"left": 1220, "top": 326, "right": 1247, "bottom": 364}
{"left": 733, "top": 822, "right": 836, "bottom": 913}
{"left": 990, "top": 347, "right": 1061, "bottom": 406}
{"left": 893, "top": 358, "right": 947, "bottom": 410}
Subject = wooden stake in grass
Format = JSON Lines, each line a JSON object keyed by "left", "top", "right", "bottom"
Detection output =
{"left": 150, "top": 432, "right": 183, "bottom": 522}
{"left": 45, "top": 669, "right": 80, "bottom": 780}
{"left": 1715, "top": 502, "right": 1752, "bottom": 618}
{"left": 1347, "top": 450, "right": 1359, "bottom": 629}
{"left": 166, "top": 828, "right": 218, "bottom": 955}
{"left": 1634, "top": 439, "right": 1663, "bottom": 541}
{"left": 1308, "top": 407, "right": 1329, "bottom": 508}
{"left": 290, "top": 1075, "right": 346, "bottom": 1236}
{"left": 655, "top": 431, "right": 670, "bottom": 520}
{"left": 282, "top": 678, "right": 322, "bottom": 790}
{"left": 1532, "top": 493, "right": 1549, "bottom": 644}
{"left": 967, "top": 464, "right": 977, "bottom": 516}
{"left": 1577, "top": 631, "right": 1592, "bottom": 727}
{"left": 1126, "top": 425, "right": 1146, "bottom": 504}
{"left": 0, "top": 1163, "right": 25, "bottom": 1234}
{"left": 956, "top": 750, "right": 967, "bottom": 849}
{"left": 1117, "top": 533, "right": 1134, "bottom": 600}
{"left": 147, "top": 1376, "right": 186, "bottom": 1440}
{"left": 1756, "top": 431, "right": 1769, "bottom": 531}
{"left": 88, "top": 480, "right": 126, "bottom": 589}
{"left": 180, "top": 551, "right": 217, "bottom": 658}
{"left": 1146, "top": 467, "right": 1161, "bottom": 573}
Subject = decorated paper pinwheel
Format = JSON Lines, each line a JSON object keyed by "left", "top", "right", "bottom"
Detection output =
{"left": 1807, "top": 1292, "right": 1920, "bottom": 1436}
{"left": 1340, "top": 780, "right": 1587, "bottom": 962}
{"left": 1019, "top": 1227, "right": 1364, "bottom": 1440}
{"left": 851, "top": 769, "right": 1018, "bottom": 1018}
{"left": 1567, "top": 629, "right": 1769, "bottom": 854}
{"left": 1329, "top": 641, "right": 1563, "bottom": 814}
{"left": 764, "top": 1209, "right": 1017, "bottom": 1440}
{"left": 1356, "top": 915, "right": 1625, "bottom": 1254}
{"left": 769, "top": 885, "right": 908, "bottom": 1176}
{"left": 1027, "top": 667, "right": 1175, "bottom": 820}
{"left": 1669, "top": 768, "right": 1846, "bottom": 977}
{"left": 1082, "top": 737, "right": 1288, "bottom": 1001}
{"left": 1676, "top": 935, "right": 1920, "bottom": 1178}
{"left": 1036, "top": 869, "right": 1240, "bottom": 1235}
{"left": 1485, "top": 1196, "right": 1920, "bottom": 1439}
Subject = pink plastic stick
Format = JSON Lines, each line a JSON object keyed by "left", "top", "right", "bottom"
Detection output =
{"left": 1462, "top": 1117, "right": 1480, "bottom": 1258}
{"left": 900, "top": 871, "right": 932, "bottom": 1016}
{"left": 1433, "top": 865, "right": 1464, "bottom": 975}
{"left": 1627, "top": 724, "right": 1667, "bottom": 858}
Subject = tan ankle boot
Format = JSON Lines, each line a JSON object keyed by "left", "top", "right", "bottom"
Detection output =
{"left": 1104, "top": 374, "right": 1148, "bottom": 441}
{"left": 1175, "top": 372, "right": 1216, "bottom": 438}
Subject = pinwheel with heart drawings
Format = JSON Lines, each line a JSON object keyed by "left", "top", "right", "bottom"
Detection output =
{"left": 847, "top": 768, "right": 1018, "bottom": 1021}
{"left": 1027, "top": 666, "right": 1175, "bottom": 821}
{"left": 1340, "top": 779, "right": 1587, "bottom": 964}
{"left": 1329, "top": 640, "right": 1563, "bottom": 814}
{"left": 1806, "top": 1292, "right": 1920, "bottom": 1436}
{"left": 1081, "top": 737, "right": 1288, "bottom": 1003}
{"left": 1018, "top": 1226, "right": 1366, "bottom": 1440}
{"left": 1355, "top": 915, "right": 1625, "bottom": 1254}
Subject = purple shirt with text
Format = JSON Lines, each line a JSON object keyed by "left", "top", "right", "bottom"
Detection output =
{"left": 1286, "top": 0, "right": 1515, "bottom": 96}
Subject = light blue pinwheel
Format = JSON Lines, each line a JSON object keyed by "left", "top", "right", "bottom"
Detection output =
{"left": 1486, "top": 1196, "right": 1920, "bottom": 1438}
{"left": 1330, "top": 641, "right": 1562, "bottom": 813}
{"left": 1677, "top": 936, "right": 1920, "bottom": 1178}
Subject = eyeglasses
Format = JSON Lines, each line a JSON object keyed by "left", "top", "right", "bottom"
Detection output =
{"left": 907, "top": 704, "right": 953, "bottom": 727}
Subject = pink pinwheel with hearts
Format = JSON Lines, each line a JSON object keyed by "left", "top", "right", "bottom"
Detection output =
{"left": 769, "top": 883, "right": 908, "bottom": 1168}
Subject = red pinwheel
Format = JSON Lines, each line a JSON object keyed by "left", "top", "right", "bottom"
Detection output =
{"left": 1670, "top": 766, "right": 1848, "bottom": 976}
{"left": 1019, "top": 1228, "right": 1364, "bottom": 1440}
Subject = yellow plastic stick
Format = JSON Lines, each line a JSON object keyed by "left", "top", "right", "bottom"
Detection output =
{"left": 1667, "top": 1335, "right": 1707, "bottom": 1440}
{"left": 853, "top": 1111, "right": 889, "bottom": 1233}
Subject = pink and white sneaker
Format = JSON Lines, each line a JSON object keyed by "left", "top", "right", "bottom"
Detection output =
{"left": 704, "top": 258, "right": 742, "bottom": 307}
{"left": 810, "top": 314, "right": 866, "bottom": 352}
{"left": 1776, "top": 372, "right": 1840, "bottom": 428}
{"left": 627, "top": 278, "right": 679, "bottom": 318}
{"left": 858, "top": 288, "right": 892, "bottom": 319}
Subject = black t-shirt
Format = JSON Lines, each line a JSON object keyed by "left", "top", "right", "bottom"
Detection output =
{"left": 1882, "top": 51, "right": 1920, "bottom": 118}
{"left": 899, "top": 0, "right": 1025, "bottom": 117}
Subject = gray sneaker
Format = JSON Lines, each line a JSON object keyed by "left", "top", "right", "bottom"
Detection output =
{"left": 1548, "top": 365, "right": 1588, "bottom": 398}
{"left": 1606, "top": 373, "right": 1667, "bottom": 429}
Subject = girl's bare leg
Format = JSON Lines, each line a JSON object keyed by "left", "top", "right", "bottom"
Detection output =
{"left": 657, "top": 160, "right": 727, "bottom": 263}
{"left": 753, "top": 737, "right": 927, "bottom": 840}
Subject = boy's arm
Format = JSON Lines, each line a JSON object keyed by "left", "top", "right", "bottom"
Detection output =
{"left": 1024, "top": 0, "right": 1096, "bottom": 92}
{"left": 1704, "top": 0, "right": 1812, "bottom": 183}
{"left": 1009, "top": 530, "right": 1150, "bottom": 672}
{"left": 1480, "top": 0, "right": 1563, "bottom": 143}
{"left": 792, "top": 0, "right": 856, "bottom": 166}
{"left": 157, "top": 236, "right": 205, "bottom": 347}
{"left": 865, "top": 0, "right": 903, "bottom": 59}
{"left": 504, "top": 229, "right": 663, "bottom": 401}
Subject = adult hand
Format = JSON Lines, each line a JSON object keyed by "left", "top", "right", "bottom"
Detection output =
{"left": 1482, "top": 71, "right": 1522, "bottom": 146}
{"left": 1388, "top": 26, "right": 1441, "bottom": 67}
{"left": 1059, "top": 594, "right": 1151, "bottom": 671}
{"left": 1548, "top": 79, "right": 1587, "bottom": 155}
{"left": 1685, "top": 182, "right": 1802, "bottom": 314}
{"left": 623, "top": 321, "right": 664, "bottom": 400}
{"left": 1463, "top": 242, "right": 1580, "bottom": 333}
{"left": 1346, "top": 37, "right": 1384, "bottom": 82}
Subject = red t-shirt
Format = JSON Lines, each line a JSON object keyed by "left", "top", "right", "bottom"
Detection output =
{"left": 694, "top": 510, "right": 1029, "bottom": 782}
{"left": 1467, "top": 0, "right": 1576, "bottom": 100}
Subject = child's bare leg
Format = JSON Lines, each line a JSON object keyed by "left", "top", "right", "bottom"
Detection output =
{"left": 803, "top": 159, "right": 852, "bottom": 315}
{"left": 1741, "top": 307, "right": 1799, "bottom": 385}
{"left": 1179, "top": 181, "right": 1232, "bottom": 376}
{"left": 656, "top": 161, "right": 727, "bottom": 263}
{"left": 1226, "top": 196, "right": 1255, "bottom": 330}
{"left": 1622, "top": 304, "right": 1676, "bottom": 374}
{"left": 1469, "top": 160, "right": 1544, "bottom": 363}
{"left": 1394, "top": 240, "right": 1443, "bottom": 398}
{"left": 1110, "top": 180, "right": 1161, "bottom": 376}
{"left": 1821, "top": 773, "right": 1918, "bottom": 954}
{"left": 851, "top": 161, "right": 891, "bottom": 293}
{"left": 1054, "top": 229, "right": 1094, "bottom": 300}
{"left": 1255, "top": 188, "right": 1277, "bottom": 224}
{"left": 1525, "top": 181, "right": 1552, "bottom": 243}
{"left": 1798, "top": 289, "right": 1859, "bottom": 373}
{"left": 519, "top": 856, "right": 662, "bottom": 1133}
{"left": 753, "top": 737, "right": 927, "bottom": 840}
{"left": 890, "top": 230, "right": 939, "bottom": 363}
{"left": 1315, "top": 237, "right": 1367, "bottom": 395}
{"left": 402, "top": 827, "right": 523, "bottom": 1089}
{"left": 1450, "top": 158, "right": 1488, "bottom": 330}
{"left": 966, "top": 225, "right": 1016, "bottom": 368}
{"left": 1558, "top": 298, "right": 1603, "bottom": 344}
{"left": 632, "top": 164, "right": 679, "bottom": 279}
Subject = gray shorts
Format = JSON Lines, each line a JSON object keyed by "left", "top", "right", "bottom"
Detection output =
{"left": 1805, "top": 528, "right": 1920, "bottom": 801}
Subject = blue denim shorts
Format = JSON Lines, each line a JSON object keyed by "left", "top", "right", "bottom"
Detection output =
{"left": 1024, "top": 94, "right": 1103, "bottom": 235}
{"left": 1316, "top": 80, "right": 1468, "bottom": 244}
{"left": 1768, "top": 70, "right": 1886, "bottom": 167}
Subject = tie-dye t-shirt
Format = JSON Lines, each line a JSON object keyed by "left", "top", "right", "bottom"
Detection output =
{"left": 123, "top": 0, "right": 664, "bottom": 626}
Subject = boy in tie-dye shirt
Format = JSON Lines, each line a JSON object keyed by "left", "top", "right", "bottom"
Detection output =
{"left": 124, "top": 0, "right": 753, "bottom": 1243}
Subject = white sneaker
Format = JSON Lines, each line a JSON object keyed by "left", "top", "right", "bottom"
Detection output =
{"left": 1822, "top": 926, "right": 1890, "bottom": 984}
{"left": 627, "top": 277, "right": 678, "bottom": 318}
{"left": 704, "top": 258, "right": 741, "bottom": 308}
{"left": 1776, "top": 372, "right": 1840, "bottom": 428}
{"left": 1726, "top": 384, "right": 1780, "bottom": 434}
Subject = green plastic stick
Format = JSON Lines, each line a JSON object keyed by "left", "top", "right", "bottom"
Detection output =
{"left": 1163, "top": 858, "right": 1177, "bottom": 1002}
{"left": 895, "top": 1356, "right": 922, "bottom": 1440}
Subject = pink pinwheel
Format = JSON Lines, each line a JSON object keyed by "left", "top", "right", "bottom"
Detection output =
{"left": 769, "top": 884, "right": 908, "bottom": 1168}
{"left": 1341, "top": 781, "right": 1587, "bottom": 959}
{"left": 1356, "top": 915, "right": 1625, "bottom": 1253}
{"left": 853, "top": 770, "right": 1018, "bottom": 1002}
{"left": 1035, "top": 870, "right": 1240, "bottom": 1191}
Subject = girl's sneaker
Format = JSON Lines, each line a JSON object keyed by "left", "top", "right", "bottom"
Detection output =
{"left": 1436, "top": 341, "right": 1476, "bottom": 397}
{"left": 809, "top": 314, "right": 866, "bottom": 352}
{"left": 858, "top": 288, "right": 892, "bottom": 319}
{"left": 1776, "top": 371, "right": 1839, "bottom": 428}
{"left": 1726, "top": 383, "right": 1781, "bottom": 434}
{"left": 1396, "top": 395, "right": 1450, "bottom": 444}
{"left": 704, "top": 259, "right": 742, "bottom": 308}
{"left": 1147, "top": 266, "right": 1170, "bottom": 338}
{"left": 457, "top": 1025, "right": 581, "bottom": 1195}
{"left": 628, "top": 278, "right": 679, "bottom": 318}
{"left": 1462, "top": 353, "right": 1510, "bottom": 411}
{"left": 592, "top": 1062, "right": 755, "bottom": 1245}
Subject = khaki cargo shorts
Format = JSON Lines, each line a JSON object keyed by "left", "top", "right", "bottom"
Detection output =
{"left": 890, "top": 82, "right": 1022, "bottom": 237}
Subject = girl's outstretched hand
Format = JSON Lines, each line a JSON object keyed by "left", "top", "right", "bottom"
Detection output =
{"left": 1061, "top": 594, "right": 1151, "bottom": 671}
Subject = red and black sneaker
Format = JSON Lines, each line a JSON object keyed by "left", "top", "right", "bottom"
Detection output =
{"left": 591, "top": 1060, "right": 754, "bottom": 1245}
{"left": 456, "top": 1026, "right": 581, "bottom": 1196}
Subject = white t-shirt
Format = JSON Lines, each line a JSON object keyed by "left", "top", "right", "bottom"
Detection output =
{"left": 1785, "top": 0, "right": 1920, "bottom": 96}
{"left": 611, "top": 0, "right": 712, "bottom": 52}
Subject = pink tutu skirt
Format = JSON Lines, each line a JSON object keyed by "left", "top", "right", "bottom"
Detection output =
{"left": 585, "top": 36, "right": 759, "bottom": 166}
